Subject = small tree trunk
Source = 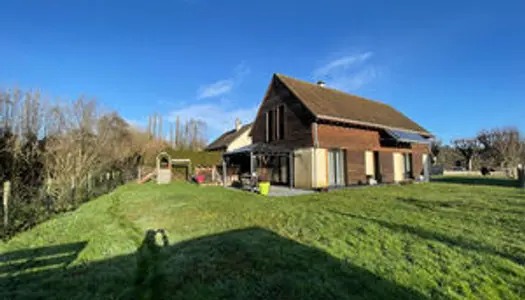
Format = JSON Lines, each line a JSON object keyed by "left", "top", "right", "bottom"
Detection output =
{"left": 3, "top": 181, "right": 10, "bottom": 229}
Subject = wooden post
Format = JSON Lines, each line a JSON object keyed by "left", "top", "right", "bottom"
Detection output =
{"left": 250, "top": 152, "right": 254, "bottom": 175}
{"left": 222, "top": 158, "right": 227, "bottom": 187}
{"left": 518, "top": 164, "right": 525, "bottom": 188}
{"left": 46, "top": 178, "right": 52, "bottom": 194}
{"left": 106, "top": 172, "right": 111, "bottom": 191}
{"left": 249, "top": 152, "right": 255, "bottom": 192}
{"left": 289, "top": 152, "right": 294, "bottom": 188}
{"left": 87, "top": 173, "right": 92, "bottom": 194}
{"left": 3, "top": 181, "right": 10, "bottom": 229}
{"left": 71, "top": 176, "right": 76, "bottom": 202}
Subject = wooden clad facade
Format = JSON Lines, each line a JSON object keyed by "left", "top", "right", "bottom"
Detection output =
{"left": 251, "top": 77, "right": 315, "bottom": 148}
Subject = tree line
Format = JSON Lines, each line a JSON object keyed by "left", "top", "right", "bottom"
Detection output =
{"left": 0, "top": 88, "right": 208, "bottom": 239}
{"left": 430, "top": 127, "right": 525, "bottom": 176}
{"left": 146, "top": 113, "right": 207, "bottom": 151}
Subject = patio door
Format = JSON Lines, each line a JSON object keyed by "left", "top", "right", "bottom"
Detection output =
{"left": 328, "top": 149, "right": 345, "bottom": 187}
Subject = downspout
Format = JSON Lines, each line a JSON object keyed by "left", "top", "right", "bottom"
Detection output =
{"left": 313, "top": 121, "right": 319, "bottom": 189}
{"left": 426, "top": 139, "right": 432, "bottom": 182}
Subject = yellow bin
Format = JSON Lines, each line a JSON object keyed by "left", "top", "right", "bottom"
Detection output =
{"left": 258, "top": 182, "right": 270, "bottom": 196}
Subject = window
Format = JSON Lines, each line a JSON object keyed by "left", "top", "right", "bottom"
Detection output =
{"left": 328, "top": 149, "right": 346, "bottom": 186}
{"left": 278, "top": 105, "right": 285, "bottom": 140}
{"left": 266, "top": 106, "right": 284, "bottom": 142}
{"left": 267, "top": 110, "right": 275, "bottom": 142}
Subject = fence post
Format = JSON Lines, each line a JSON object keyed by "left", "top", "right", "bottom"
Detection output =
{"left": 87, "top": 173, "right": 93, "bottom": 197}
{"left": 46, "top": 178, "right": 52, "bottom": 194}
{"left": 3, "top": 181, "right": 10, "bottom": 229}
{"left": 106, "top": 172, "right": 111, "bottom": 191}
{"left": 71, "top": 176, "right": 76, "bottom": 204}
{"left": 518, "top": 164, "right": 525, "bottom": 188}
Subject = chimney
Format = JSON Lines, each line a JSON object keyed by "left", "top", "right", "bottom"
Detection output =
{"left": 316, "top": 80, "right": 326, "bottom": 87}
{"left": 235, "top": 118, "right": 242, "bottom": 131}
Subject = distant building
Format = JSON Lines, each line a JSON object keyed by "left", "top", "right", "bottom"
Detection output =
{"left": 205, "top": 119, "right": 252, "bottom": 152}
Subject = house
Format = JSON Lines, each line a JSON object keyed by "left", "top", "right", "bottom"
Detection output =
{"left": 223, "top": 73, "right": 434, "bottom": 189}
{"left": 205, "top": 119, "right": 252, "bottom": 152}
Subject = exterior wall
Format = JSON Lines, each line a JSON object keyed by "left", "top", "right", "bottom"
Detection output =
{"left": 365, "top": 151, "right": 375, "bottom": 177}
{"left": 393, "top": 153, "right": 405, "bottom": 182}
{"left": 251, "top": 77, "right": 314, "bottom": 148}
{"left": 422, "top": 153, "right": 430, "bottom": 180}
{"left": 346, "top": 150, "right": 367, "bottom": 184}
{"left": 294, "top": 148, "right": 313, "bottom": 189}
{"left": 226, "top": 128, "right": 252, "bottom": 152}
{"left": 317, "top": 124, "right": 380, "bottom": 150}
{"left": 379, "top": 151, "right": 394, "bottom": 183}
{"left": 314, "top": 148, "right": 328, "bottom": 188}
{"left": 292, "top": 147, "right": 328, "bottom": 189}
{"left": 411, "top": 143, "right": 429, "bottom": 178}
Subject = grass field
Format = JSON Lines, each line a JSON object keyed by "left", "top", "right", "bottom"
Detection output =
{"left": 1, "top": 179, "right": 524, "bottom": 299}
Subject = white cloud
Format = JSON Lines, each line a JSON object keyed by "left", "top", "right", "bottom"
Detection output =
{"left": 313, "top": 52, "right": 377, "bottom": 91}
{"left": 329, "top": 67, "right": 379, "bottom": 91}
{"left": 197, "top": 62, "right": 251, "bottom": 99}
{"left": 313, "top": 52, "right": 373, "bottom": 77}
{"left": 197, "top": 80, "right": 234, "bottom": 99}
{"left": 166, "top": 103, "right": 258, "bottom": 141}
{"left": 159, "top": 62, "right": 255, "bottom": 143}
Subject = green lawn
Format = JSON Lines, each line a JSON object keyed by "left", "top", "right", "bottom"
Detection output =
{"left": 1, "top": 180, "right": 524, "bottom": 299}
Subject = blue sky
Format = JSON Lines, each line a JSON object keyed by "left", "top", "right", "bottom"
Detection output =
{"left": 1, "top": 0, "right": 524, "bottom": 143}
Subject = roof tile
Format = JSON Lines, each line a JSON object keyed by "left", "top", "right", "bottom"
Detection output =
{"left": 276, "top": 74, "right": 430, "bottom": 134}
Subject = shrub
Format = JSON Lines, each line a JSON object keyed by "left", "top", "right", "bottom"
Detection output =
{"left": 481, "top": 167, "right": 491, "bottom": 176}
{"left": 160, "top": 149, "right": 222, "bottom": 170}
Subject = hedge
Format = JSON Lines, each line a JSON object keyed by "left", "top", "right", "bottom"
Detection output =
{"left": 160, "top": 148, "right": 223, "bottom": 167}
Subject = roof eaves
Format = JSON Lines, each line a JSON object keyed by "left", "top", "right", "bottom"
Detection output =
{"left": 317, "top": 114, "right": 433, "bottom": 137}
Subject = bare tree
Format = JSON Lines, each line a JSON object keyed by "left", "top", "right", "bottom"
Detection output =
{"left": 169, "top": 122, "right": 174, "bottom": 147}
{"left": 1, "top": 87, "right": 163, "bottom": 237}
{"left": 147, "top": 115, "right": 152, "bottom": 139}
{"left": 430, "top": 139, "right": 442, "bottom": 165}
{"left": 175, "top": 116, "right": 181, "bottom": 149}
{"left": 477, "top": 127, "right": 524, "bottom": 177}
{"left": 158, "top": 115, "right": 163, "bottom": 142}
{"left": 152, "top": 113, "right": 158, "bottom": 141}
{"left": 183, "top": 118, "right": 190, "bottom": 149}
{"left": 452, "top": 138, "right": 479, "bottom": 171}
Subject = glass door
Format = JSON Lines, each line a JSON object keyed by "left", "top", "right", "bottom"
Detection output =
{"left": 328, "top": 149, "right": 345, "bottom": 187}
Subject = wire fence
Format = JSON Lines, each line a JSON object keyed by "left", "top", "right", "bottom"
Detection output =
{"left": 1, "top": 167, "right": 138, "bottom": 240}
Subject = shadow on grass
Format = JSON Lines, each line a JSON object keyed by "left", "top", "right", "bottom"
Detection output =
{"left": 395, "top": 197, "right": 525, "bottom": 216}
{"left": 0, "top": 241, "right": 87, "bottom": 275}
{"left": 328, "top": 210, "right": 525, "bottom": 267}
{"left": 0, "top": 227, "right": 428, "bottom": 300}
{"left": 431, "top": 176, "right": 518, "bottom": 188}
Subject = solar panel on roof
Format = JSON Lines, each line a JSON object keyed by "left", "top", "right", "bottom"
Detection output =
{"left": 387, "top": 129, "right": 430, "bottom": 144}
